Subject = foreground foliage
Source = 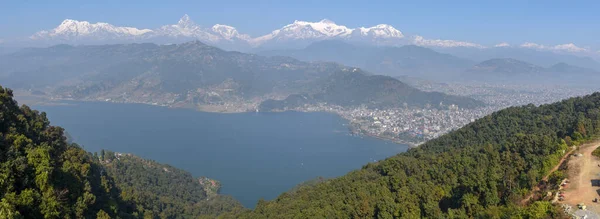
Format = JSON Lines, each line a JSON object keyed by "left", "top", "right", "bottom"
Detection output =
{"left": 241, "top": 93, "right": 600, "bottom": 218}
{"left": 0, "top": 86, "right": 243, "bottom": 218}
{"left": 0, "top": 86, "right": 130, "bottom": 218}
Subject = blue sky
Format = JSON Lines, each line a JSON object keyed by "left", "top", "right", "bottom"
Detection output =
{"left": 1, "top": 0, "right": 599, "bottom": 47}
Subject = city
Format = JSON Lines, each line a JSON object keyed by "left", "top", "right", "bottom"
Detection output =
{"left": 51, "top": 82, "right": 596, "bottom": 147}
{"left": 257, "top": 83, "right": 598, "bottom": 146}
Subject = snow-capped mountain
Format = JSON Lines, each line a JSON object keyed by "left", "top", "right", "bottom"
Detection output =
{"left": 151, "top": 14, "right": 250, "bottom": 43}
{"left": 27, "top": 14, "right": 592, "bottom": 56}
{"left": 28, "top": 15, "right": 408, "bottom": 49}
{"left": 211, "top": 24, "right": 251, "bottom": 41}
{"left": 357, "top": 24, "right": 404, "bottom": 39}
{"left": 251, "top": 19, "right": 404, "bottom": 46}
{"left": 30, "top": 19, "right": 152, "bottom": 42}
{"left": 253, "top": 19, "right": 353, "bottom": 42}
{"left": 30, "top": 15, "right": 251, "bottom": 47}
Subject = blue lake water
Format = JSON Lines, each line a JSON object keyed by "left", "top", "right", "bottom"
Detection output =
{"left": 34, "top": 101, "right": 408, "bottom": 208}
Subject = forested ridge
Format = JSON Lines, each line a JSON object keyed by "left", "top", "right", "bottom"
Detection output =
{"left": 0, "top": 85, "right": 242, "bottom": 218}
{"left": 239, "top": 93, "right": 600, "bottom": 218}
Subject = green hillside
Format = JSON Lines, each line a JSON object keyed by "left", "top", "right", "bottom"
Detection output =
{"left": 0, "top": 86, "right": 130, "bottom": 218}
{"left": 242, "top": 94, "right": 600, "bottom": 218}
{"left": 0, "top": 85, "right": 243, "bottom": 218}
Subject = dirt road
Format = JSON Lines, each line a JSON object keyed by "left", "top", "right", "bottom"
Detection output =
{"left": 563, "top": 142, "right": 600, "bottom": 211}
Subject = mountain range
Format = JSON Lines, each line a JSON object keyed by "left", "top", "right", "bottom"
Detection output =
{"left": 5, "top": 14, "right": 596, "bottom": 65}
{"left": 0, "top": 41, "right": 483, "bottom": 110}
{"left": 259, "top": 40, "right": 475, "bottom": 79}
{"left": 464, "top": 58, "right": 600, "bottom": 84}
{"left": 26, "top": 14, "right": 407, "bottom": 50}
{"left": 260, "top": 40, "right": 600, "bottom": 84}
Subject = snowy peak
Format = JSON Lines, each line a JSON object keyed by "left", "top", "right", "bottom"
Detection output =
{"left": 281, "top": 19, "right": 353, "bottom": 38}
{"left": 28, "top": 15, "right": 506, "bottom": 50}
{"left": 357, "top": 24, "right": 404, "bottom": 38}
{"left": 31, "top": 19, "right": 152, "bottom": 40}
{"left": 319, "top": 19, "right": 336, "bottom": 24}
{"left": 154, "top": 15, "right": 250, "bottom": 43}
{"left": 177, "top": 14, "right": 195, "bottom": 28}
{"left": 211, "top": 24, "right": 250, "bottom": 40}
{"left": 252, "top": 19, "right": 404, "bottom": 46}
{"left": 157, "top": 14, "right": 205, "bottom": 38}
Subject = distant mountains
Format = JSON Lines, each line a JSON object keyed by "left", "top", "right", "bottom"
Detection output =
{"left": 7, "top": 14, "right": 599, "bottom": 67}
{"left": 259, "top": 40, "right": 474, "bottom": 79}
{"left": 0, "top": 41, "right": 482, "bottom": 110}
{"left": 25, "top": 15, "right": 407, "bottom": 51}
{"left": 0, "top": 41, "right": 342, "bottom": 102}
{"left": 259, "top": 69, "right": 484, "bottom": 111}
{"left": 261, "top": 40, "right": 600, "bottom": 85}
{"left": 464, "top": 58, "right": 600, "bottom": 84}
{"left": 468, "top": 58, "right": 546, "bottom": 76}
{"left": 437, "top": 46, "right": 600, "bottom": 71}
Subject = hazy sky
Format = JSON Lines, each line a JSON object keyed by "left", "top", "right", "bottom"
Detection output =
{"left": 1, "top": 0, "right": 599, "bottom": 47}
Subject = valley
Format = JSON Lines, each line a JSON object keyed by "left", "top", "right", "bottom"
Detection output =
{"left": 2, "top": 6, "right": 600, "bottom": 217}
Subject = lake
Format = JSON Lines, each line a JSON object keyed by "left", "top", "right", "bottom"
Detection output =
{"left": 34, "top": 101, "right": 408, "bottom": 208}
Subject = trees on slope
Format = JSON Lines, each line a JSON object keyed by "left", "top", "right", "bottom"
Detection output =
{"left": 240, "top": 94, "right": 600, "bottom": 218}
{"left": 0, "top": 85, "right": 245, "bottom": 218}
{"left": 0, "top": 86, "right": 130, "bottom": 218}
{"left": 98, "top": 150, "right": 245, "bottom": 218}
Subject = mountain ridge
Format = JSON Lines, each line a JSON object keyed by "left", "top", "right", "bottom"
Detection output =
{"left": 259, "top": 40, "right": 475, "bottom": 79}
{"left": 29, "top": 15, "right": 407, "bottom": 50}
{"left": 0, "top": 41, "right": 483, "bottom": 110}
{"left": 13, "top": 14, "right": 599, "bottom": 61}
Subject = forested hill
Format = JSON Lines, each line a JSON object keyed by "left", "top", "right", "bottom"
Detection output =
{"left": 239, "top": 94, "right": 600, "bottom": 218}
{"left": 99, "top": 150, "right": 245, "bottom": 218}
{"left": 0, "top": 86, "right": 129, "bottom": 218}
{"left": 0, "top": 85, "right": 243, "bottom": 218}
{"left": 259, "top": 69, "right": 484, "bottom": 111}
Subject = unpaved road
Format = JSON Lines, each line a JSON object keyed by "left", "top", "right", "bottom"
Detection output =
{"left": 563, "top": 142, "right": 600, "bottom": 212}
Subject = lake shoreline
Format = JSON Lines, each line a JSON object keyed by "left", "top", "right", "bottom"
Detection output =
{"left": 17, "top": 94, "right": 417, "bottom": 146}
{"left": 32, "top": 99, "right": 408, "bottom": 208}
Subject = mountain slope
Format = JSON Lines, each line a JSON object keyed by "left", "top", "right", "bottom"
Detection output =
{"left": 259, "top": 69, "right": 484, "bottom": 111}
{"left": 241, "top": 93, "right": 600, "bottom": 218}
{"left": 100, "top": 150, "right": 245, "bottom": 218}
{"left": 260, "top": 40, "right": 474, "bottom": 78}
{"left": 0, "top": 86, "right": 130, "bottom": 218}
{"left": 1, "top": 41, "right": 343, "bottom": 103}
{"left": 1, "top": 41, "right": 483, "bottom": 110}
